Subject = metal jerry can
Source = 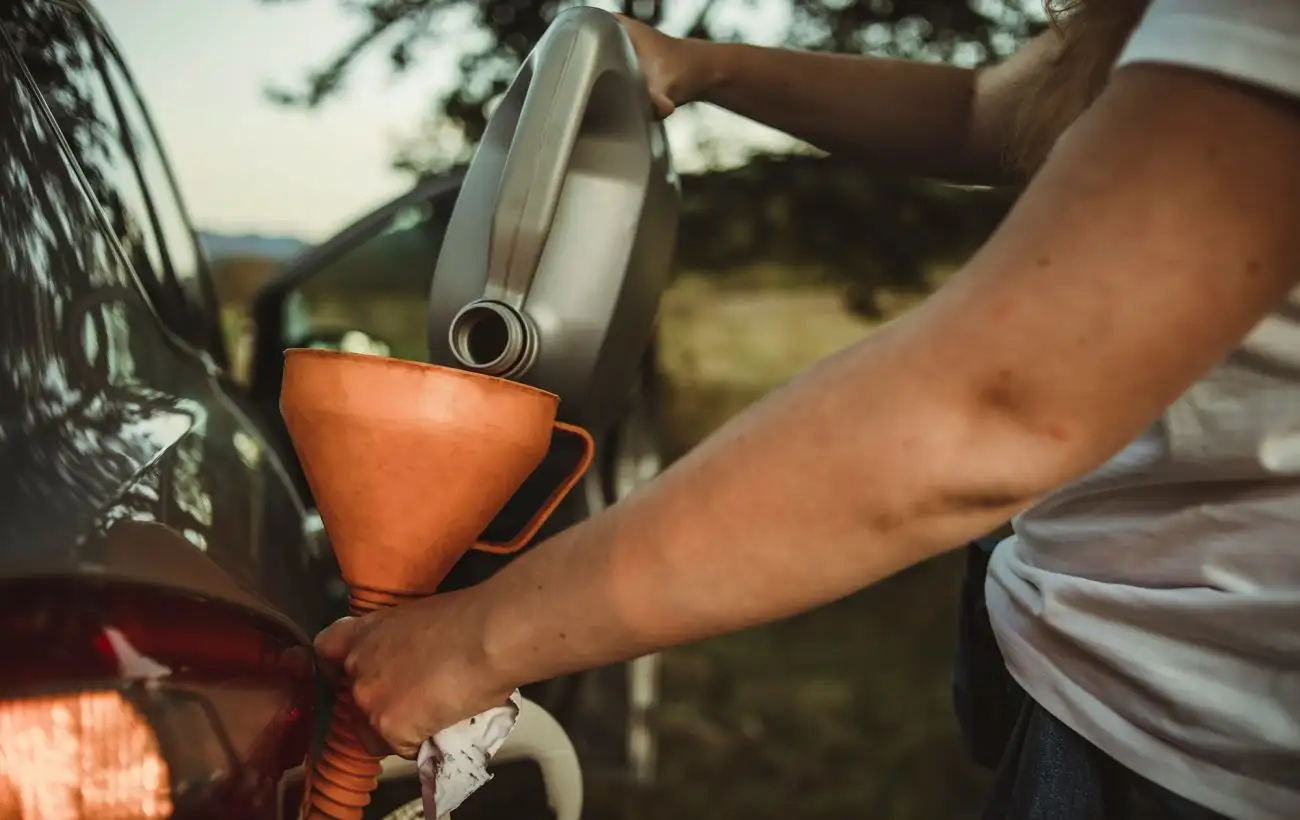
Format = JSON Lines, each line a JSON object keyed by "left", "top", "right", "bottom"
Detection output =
{"left": 427, "top": 6, "right": 680, "bottom": 434}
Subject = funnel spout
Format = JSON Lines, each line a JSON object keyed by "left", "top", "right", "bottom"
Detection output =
{"left": 448, "top": 299, "right": 535, "bottom": 377}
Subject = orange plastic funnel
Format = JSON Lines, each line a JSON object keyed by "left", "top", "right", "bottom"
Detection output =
{"left": 280, "top": 349, "right": 594, "bottom": 820}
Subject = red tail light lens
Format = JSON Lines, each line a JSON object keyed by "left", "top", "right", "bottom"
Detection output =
{"left": 0, "top": 690, "right": 172, "bottom": 819}
{"left": 0, "top": 578, "right": 316, "bottom": 819}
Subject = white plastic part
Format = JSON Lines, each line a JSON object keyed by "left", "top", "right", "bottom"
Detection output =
{"left": 491, "top": 696, "right": 584, "bottom": 820}
{"left": 366, "top": 696, "right": 582, "bottom": 820}
{"left": 626, "top": 653, "right": 660, "bottom": 785}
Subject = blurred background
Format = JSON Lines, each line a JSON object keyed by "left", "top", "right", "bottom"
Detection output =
{"left": 95, "top": 1, "right": 1044, "bottom": 817}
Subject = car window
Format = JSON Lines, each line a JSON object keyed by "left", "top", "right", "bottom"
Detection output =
{"left": 0, "top": 22, "right": 178, "bottom": 451}
{"left": 286, "top": 193, "right": 458, "bottom": 363}
{"left": 9, "top": 1, "right": 219, "bottom": 359}
{"left": 97, "top": 40, "right": 218, "bottom": 350}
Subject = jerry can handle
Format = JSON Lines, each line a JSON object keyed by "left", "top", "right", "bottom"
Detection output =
{"left": 473, "top": 422, "right": 596, "bottom": 554}
{"left": 488, "top": 9, "right": 648, "bottom": 297}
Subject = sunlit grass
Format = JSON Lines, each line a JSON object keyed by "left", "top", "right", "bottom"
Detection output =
{"left": 653, "top": 267, "right": 942, "bottom": 456}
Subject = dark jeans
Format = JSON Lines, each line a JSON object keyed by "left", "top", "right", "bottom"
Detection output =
{"left": 954, "top": 539, "right": 1230, "bottom": 820}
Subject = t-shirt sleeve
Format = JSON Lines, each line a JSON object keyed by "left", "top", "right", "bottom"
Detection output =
{"left": 1116, "top": 0, "right": 1300, "bottom": 100}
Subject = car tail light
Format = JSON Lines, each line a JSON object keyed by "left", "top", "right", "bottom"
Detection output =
{"left": 0, "top": 578, "right": 316, "bottom": 819}
{"left": 0, "top": 690, "right": 171, "bottom": 819}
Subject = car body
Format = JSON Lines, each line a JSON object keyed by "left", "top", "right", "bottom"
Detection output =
{"left": 0, "top": 1, "right": 666, "bottom": 817}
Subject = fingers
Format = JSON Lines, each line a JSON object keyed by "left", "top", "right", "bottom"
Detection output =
{"left": 314, "top": 615, "right": 361, "bottom": 667}
{"left": 350, "top": 694, "right": 418, "bottom": 759}
{"left": 353, "top": 718, "right": 396, "bottom": 758}
{"left": 610, "top": 12, "right": 677, "bottom": 117}
{"left": 351, "top": 698, "right": 422, "bottom": 760}
{"left": 374, "top": 714, "right": 422, "bottom": 760}
{"left": 650, "top": 91, "right": 675, "bottom": 118}
{"left": 315, "top": 613, "right": 424, "bottom": 760}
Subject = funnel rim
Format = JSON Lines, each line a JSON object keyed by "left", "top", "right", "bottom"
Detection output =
{"left": 283, "top": 348, "right": 560, "bottom": 402}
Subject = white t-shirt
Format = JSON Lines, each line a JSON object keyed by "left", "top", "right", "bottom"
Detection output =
{"left": 985, "top": 3, "right": 1300, "bottom": 820}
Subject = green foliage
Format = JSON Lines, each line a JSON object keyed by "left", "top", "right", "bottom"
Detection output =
{"left": 262, "top": 0, "right": 1045, "bottom": 313}
{"left": 678, "top": 153, "right": 1019, "bottom": 316}
{"left": 264, "top": 0, "right": 1046, "bottom": 137}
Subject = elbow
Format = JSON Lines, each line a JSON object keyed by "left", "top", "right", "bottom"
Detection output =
{"left": 875, "top": 386, "right": 1109, "bottom": 540}
{"left": 932, "top": 382, "right": 1122, "bottom": 517}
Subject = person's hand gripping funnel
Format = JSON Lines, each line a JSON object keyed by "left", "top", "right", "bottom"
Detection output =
{"left": 279, "top": 348, "right": 594, "bottom": 820}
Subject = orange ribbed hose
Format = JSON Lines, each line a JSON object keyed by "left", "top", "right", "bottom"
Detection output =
{"left": 302, "top": 588, "right": 424, "bottom": 820}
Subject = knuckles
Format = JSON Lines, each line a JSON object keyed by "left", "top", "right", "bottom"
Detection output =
{"left": 374, "top": 712, "right": 403, "bottom": 748}
{"left": 350, "top": 677, "right": 376, "bottom": 712}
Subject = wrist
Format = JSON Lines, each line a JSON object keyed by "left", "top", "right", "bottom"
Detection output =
{"left": 456, "top": 583, "right": 523, "bottom": 699}
{"left": 467, "top": 572, "right": 536, "bottom": 696}
{"left": 679, "top": 38, "right": 730, "bottom": 104}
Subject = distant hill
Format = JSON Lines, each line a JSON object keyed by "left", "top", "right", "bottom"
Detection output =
{"left": 198, "top": 231, "right": 308, "bottom": 262}
{"left": 200, "top": 222, "right": 446, "bottom": 308}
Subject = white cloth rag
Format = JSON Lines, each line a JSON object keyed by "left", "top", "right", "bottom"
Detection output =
{"left": 417, "top": 690, "right": 522, "bottom": 818}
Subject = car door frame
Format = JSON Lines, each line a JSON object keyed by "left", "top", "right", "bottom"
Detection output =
{"left": 247, "top": 170, "right": 466, "bottom": 418}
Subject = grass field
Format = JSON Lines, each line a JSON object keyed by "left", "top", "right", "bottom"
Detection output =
{"left": 590, "top": 274, "right": 991, "bottom": 820}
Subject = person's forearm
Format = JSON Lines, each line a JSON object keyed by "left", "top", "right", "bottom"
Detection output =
{"left": 687, "top": 40, "right": 1007, "bottom": 184}
{"left": 471, "top": 320, "right": 1074, "bottom": 689}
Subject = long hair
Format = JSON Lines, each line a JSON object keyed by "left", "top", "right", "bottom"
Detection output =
{"left": 1010, "top": 0, "right": 1153, "bottom": 175}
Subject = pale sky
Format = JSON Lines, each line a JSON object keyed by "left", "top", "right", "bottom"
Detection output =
{"left": 94, "top": 0, "right": 795, "bottom": 242}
